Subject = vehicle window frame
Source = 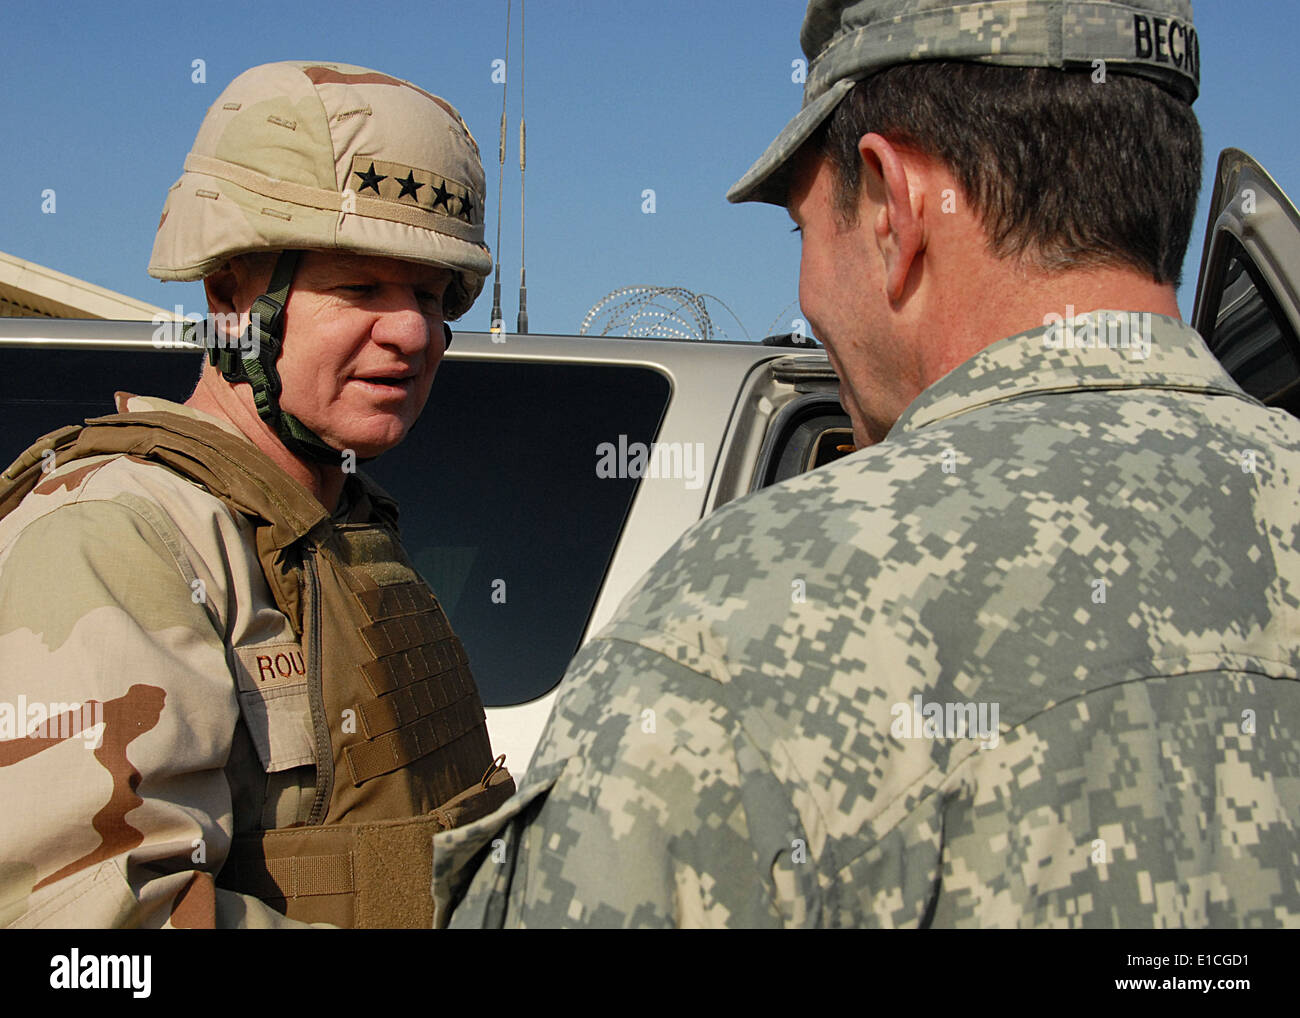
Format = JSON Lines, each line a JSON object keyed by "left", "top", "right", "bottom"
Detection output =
{"left": 1197, "top": 231, "right": 1300, "bottom": 410}
{"left": 751, "top": 392, "right": 853, "bottom": 491}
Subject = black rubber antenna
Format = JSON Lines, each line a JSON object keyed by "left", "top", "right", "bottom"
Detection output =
{"left": 516, "top": 0, "right": 529, "bottom": 334}
{"left": 490, "top": 0, "right": 510, "bottom": 337}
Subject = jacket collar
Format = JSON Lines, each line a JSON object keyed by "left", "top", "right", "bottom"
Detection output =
{"left": 888, "top": 312, "right": 1254, "bottom": 438}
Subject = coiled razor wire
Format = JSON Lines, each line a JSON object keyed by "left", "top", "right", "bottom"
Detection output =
{"left": 580, "top": 286, "right": 752, "bottom": 341}
{"left": 765, "top": 300, "right": 803, "bottom": 339}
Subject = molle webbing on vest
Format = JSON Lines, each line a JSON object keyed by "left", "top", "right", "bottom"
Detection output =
{"left": 317, "top": 523, "right": 494, "bottom": 796}
{"left": 218, "top": 762, "right": 516, "bottom": 928}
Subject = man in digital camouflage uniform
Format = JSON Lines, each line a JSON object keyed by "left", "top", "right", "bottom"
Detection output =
{"left": 433, "top": 0, "right": 1300, "bottom": 927}
{"left": 0, "top": 61, "right": 513, "bottom": 928}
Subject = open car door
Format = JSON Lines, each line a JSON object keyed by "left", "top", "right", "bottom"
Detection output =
{"left": 1192, "top": 148, "right": 1300, "bottom": 417}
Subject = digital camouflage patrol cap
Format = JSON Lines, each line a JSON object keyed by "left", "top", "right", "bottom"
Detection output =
{"left": 728, "top": 0, "right": 1200, "bottom": 207}
{"left": 149, "top": 60, "right": 491, "bottom": 319}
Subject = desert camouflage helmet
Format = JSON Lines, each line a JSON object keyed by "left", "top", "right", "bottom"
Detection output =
{"left": 149, "top": 60, "right": 491, "bottom": 319}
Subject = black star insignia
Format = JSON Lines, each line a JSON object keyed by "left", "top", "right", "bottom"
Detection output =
{"left": 353, "top": 162, "right": 386, "bottom": 194}
{"left": 459, "top": 191, "right": 475, "bottom": 222}
{"left": 430, "top": 179, "right": 453, "bottom": 212}
{"left": 395, "top": 171, "right": 423, "bottom": 201}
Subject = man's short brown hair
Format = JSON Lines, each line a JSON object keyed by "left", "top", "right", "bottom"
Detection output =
{"left": 815, "top": 62, "right": 1202, "bottom": 286}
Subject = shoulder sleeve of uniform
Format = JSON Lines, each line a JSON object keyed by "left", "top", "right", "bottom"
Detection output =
{"left": 922, "top": 673, "right": 1300, "bottom": 928}
{"left": 0, "top": 498, "right": 315, "bottom": 928}
{"left": 435, "top": 633, "right": 821, "bottom": 928}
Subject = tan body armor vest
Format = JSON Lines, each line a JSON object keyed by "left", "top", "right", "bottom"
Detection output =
{"left": 0, "top": 410, "right": 515, "bottom": 927}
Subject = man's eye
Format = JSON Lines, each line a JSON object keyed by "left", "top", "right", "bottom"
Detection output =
{"left": 340, "top": 284, "right": 374, "bottom": 295}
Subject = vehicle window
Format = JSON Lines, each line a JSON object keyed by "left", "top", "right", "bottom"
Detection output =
{"left": 0, "top": 346, "right": 199, "bottom": 468}
{"left": 1201, "top": 233, "right": 1300, "bottom": 413}
{"left": 0, "top": 347, "right": 671, "bottom": 707}
{"left": 363, "top": 360, "right": 670, "bottom": 706}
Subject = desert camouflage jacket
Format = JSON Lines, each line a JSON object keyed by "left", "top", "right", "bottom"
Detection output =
{"left": 433, "top": 312, "right": 1300, "bottom": 928}
{"left": 0, "top": 395, "right": 339, "bottom": 928}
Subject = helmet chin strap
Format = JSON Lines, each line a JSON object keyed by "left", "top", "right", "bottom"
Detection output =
{"left": 204, "top": 249, "right": 457, "bottom": 469}
{"left": 206, "top": 250, "right": 341, "bottom": 465}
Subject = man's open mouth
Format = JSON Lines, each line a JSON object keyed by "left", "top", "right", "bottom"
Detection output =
{"left": 351, "top": 376, "right": 415, "bottom": 396}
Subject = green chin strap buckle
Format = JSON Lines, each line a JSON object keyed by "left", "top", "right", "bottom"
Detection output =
{"left": 203, "top": 250, "right": 456, "bottom": 467}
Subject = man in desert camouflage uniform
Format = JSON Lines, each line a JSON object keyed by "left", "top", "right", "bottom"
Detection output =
{"left": 0, "top": 61, "right": 513, "bottom": 928}
{"left": 433, "top": 0, "right": 1300, "bottom": 927}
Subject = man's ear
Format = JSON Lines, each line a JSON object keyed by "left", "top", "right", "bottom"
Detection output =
{"left": 858, "top": 132, "right": 925, "bottom": 303}
{"left": 203, "top": 262, "right": 240, "bottom": 317}
{"left": 203, "top": 255, "right": 275, "bottom": 317}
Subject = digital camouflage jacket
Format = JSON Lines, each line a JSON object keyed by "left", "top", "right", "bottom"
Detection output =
{"left": 433, "top": 312, "right": 1300, "bottom": 928}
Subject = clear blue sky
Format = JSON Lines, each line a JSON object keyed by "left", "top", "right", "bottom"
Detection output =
{"left": 2, "top": 2, "right": 1298, "bottom": 337}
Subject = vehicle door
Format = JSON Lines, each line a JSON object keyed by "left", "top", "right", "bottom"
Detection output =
{"left": 1192, "top": 147, "right": 1300, "bottom": 416}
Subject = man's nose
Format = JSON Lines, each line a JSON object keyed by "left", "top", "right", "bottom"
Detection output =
{"left": 371, "top": 287, "right": 441, "bottom": 352}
